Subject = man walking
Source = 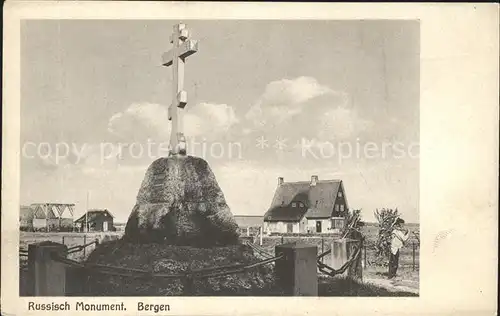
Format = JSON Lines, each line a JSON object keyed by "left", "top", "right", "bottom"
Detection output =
{"left": 389, "top": 218, "right": 410, "bottom": 279}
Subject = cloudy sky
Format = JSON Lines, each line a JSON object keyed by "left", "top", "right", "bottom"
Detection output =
{"left": 20, "top": 20, "right": 419, "bottom": 223}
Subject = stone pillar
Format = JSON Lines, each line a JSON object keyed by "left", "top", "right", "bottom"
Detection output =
{"left": 27, "top": 241, "right": 68, "bottom": 296}
{"left": 331, "top": 238, "right": 362, "bottom": 280}
{"left": 331, "top": 239, "right": 348, "bottom": 269}
{"left": 275, "top": 243, "right": 317, "bottom": 296}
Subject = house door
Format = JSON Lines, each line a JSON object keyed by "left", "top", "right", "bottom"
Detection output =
{"left": 316, "top": 221, "right": 322, "bottom": 233}
{"left": 103, "top": 221, "right": 108, "bottom": 232}
{"left": 287, "top": 223, "right": 293, "bottom": 233}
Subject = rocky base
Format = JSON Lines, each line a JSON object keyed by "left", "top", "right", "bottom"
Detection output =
{"left": 84, "top": 239, "right": 284, "bottom": 296}
{"left": 124, "top": 155, "right": 240, "bottom": 246}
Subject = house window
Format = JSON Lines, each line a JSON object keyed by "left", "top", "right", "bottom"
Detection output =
{"left": 335, "top": 205, "right": 339, "bottom": 213}
{"left": 291, "top": 202, "right": 296, "bottom": 208}
{"left": 338, "top": 192, "right": 343, "bottom": 197}
{"left": 340, "top": 205, "right": 344, "bottom": 212}
{"left": 333, "top": 218, "right": 345, "bottom": 229}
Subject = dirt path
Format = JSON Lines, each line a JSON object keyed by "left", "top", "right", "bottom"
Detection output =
{"left": 364, "top": 278, "right": 419, "bottom": 294}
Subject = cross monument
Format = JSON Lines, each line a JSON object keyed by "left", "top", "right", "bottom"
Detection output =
{"left": 162, "top": 23, "right": 198, "bottom": 156}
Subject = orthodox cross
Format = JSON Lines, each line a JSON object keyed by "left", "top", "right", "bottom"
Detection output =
{"left": 162, "top": 23, "right": 198, "bottom": 155}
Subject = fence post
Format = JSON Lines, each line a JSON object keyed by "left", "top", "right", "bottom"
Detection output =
{"left": 347, "top": 241, "right": 363, "bottom": 281}
{"left": 27, "top": 241, "right": 68, "bottom": 296}
{"left": 246, "top": 227, "right": 250, "bottom": 237}
{"left": 332, "top": 238, "right": 363, "bottom": 281}
{"left": 321, "top": 238, "right": 324, "bottom": 263}
{"left": 259, "top": 226, "right": 263, "bottom": 246}
{"left": 363, "top": 242, "right": 367, "bottom": 269}
{"left": 275, "top": 243, "right": 317, "bottom": 296}
{"left": 412, "top": 242, "right": 416, "bottom": 271}
{"left": 83, "top": 235, "right": 87, "bottom": 258}
{"left": 62, "top": 236, "right": 65, "bottom": 245}
{"left": 281, "top": 236, "right": 284, "bottom": 244}
{"left": 183, "top": 274, "right": 194, "bottom": 295}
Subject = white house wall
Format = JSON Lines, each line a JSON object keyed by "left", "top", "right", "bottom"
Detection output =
{"left": 307, "top": 219, "right": 332, "bottom": 233}
{"left": 264, "top": 221, "right": 300, "bottom": 233}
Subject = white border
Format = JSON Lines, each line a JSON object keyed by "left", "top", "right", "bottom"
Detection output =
{"left": 2, "top": 2, "right": 498, "bottom": 315}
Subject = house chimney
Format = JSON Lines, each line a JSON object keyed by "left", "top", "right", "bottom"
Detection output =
{"left": 278, "top": 177, "right": 284, "bottom": 186}
{"left": 311, "top": 175, "right": 318, "bottom": 186}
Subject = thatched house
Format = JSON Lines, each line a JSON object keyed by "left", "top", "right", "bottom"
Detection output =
{"left": 75, "top": 209, "right": 115, "bottom": 232}
{"left": 263, "top": 176, "right": 348, "bottom": 234}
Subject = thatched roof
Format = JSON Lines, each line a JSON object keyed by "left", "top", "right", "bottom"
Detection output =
{"left": 264, "top": 178, "right": 344, "bottom": 221}
{"left": 264, "top": 205, "right": 308, "bottom": 222}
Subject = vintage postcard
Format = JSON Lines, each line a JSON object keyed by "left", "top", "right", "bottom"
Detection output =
{"left": 2, "top": 2, "right": 498, "bottom": 315}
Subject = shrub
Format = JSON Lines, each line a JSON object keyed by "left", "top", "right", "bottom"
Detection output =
{"left": 374, "top": 208, "right": 402, "bottom": 258}
{"left": 342, "top": 209, "right": 365, "bottom": 240}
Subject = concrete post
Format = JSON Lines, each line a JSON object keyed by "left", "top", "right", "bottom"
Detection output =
{"left": 331, "top": 239, "right": 348, "bottom": 269}
{"left": 331, "top": 238, "right": 362, "bottom": 280}
{"left": 83, "top": 235, "right": 87, "bottom": 258}
{"left": 27, "top": 241, "right": 68, "bottom": 296}
{"left": 275, "top": 243, "right": 318, "bottom": 296}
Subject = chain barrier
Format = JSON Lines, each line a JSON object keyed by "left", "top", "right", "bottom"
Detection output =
{"left": 244, "top": 241, "right": 273, "bottom": 259}
{"left": 316, "top": 245, "right": 361, "bottom": 277}
{"left": 67, "top": 240, "right": 99, "bottom": 254}
{"left": 317, "top": 249, "right": 331, "bottom": 260}
{"left": 19, "top": 248, "right": 29, "bottom": 259}
{"left": 245, "top": 241, "right": 360, "bottom": 277}
{"left": 50, "top": 252, "right": 284, "bottom": 281}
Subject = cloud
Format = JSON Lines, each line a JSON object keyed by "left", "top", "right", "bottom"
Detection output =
{"left": 244, "top": 76, "right": 348, "bottom": 132}
{"left": 108, "top": 102, "right": 239, "bottom": 142}
{"left": 317, "top": 107, "right": 373, "bottom": 140}
{"left": 185, "top": 102, "right": 239, "bottom": 137}
{"left": 261, "top": 76, "right": 335, "bottom": 105}
{"left": 108, "top": 103, "right": 170, "bottom": 142}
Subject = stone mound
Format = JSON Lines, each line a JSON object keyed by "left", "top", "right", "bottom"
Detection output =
{"left": 124, "top": 155, "right": 240, "bottom": 246}
{"left": 84, "top": 240, "right": 284, "bottom": 296}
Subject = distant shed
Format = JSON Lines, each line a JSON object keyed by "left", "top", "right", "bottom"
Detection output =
{"left": 233, "top": 215, "right": 263, "bottom": 228}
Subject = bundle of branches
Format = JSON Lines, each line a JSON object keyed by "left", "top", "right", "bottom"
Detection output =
{"left": 374, "top": 208, "right": 401, "bottom": 258}
{"left": 342, "top": 209, "right": 365, "bottom": 240}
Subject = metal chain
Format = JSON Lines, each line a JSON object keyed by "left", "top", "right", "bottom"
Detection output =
{"left": 316, "top": 246, "right": 361, "bottom": 277}
{"left": 67, "top": 240, "right": 99, "bottom": 254}
{"left": 50, "top": 252, "right": 284, "bottom": 280}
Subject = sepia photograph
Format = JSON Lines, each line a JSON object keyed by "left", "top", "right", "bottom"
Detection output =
{"left": 18, "top": 19, "right": 420, "bottom": 297}
{"left": 2, "top": 3, "right": 497, "bottom": 316}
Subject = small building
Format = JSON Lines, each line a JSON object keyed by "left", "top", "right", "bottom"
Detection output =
{"left": 74, "top": 209, "right": 115, "bottom": 232}
{"left": 23, "top": 203, "right": 75, "bottom": 232}
{"left": 263, "top": 176, "right": 348, "bottom": 234}
{"left": 233, "top": 215, "right": 263, "bottom": 228}
{"left": 234, "top": 215, "right": 264, "bottom": 236}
